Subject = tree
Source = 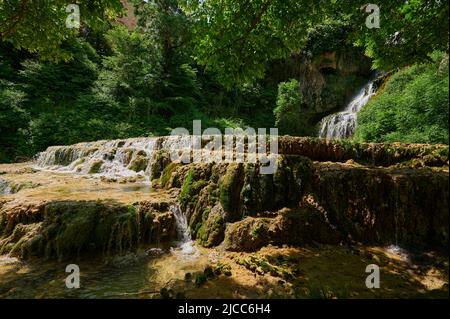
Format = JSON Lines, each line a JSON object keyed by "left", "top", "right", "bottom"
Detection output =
{"left": 183, "top": 0, "right": 331, "bottom": 85}
{"left": 350, "top": 0, "right": 449, "bottom": 70}
{"left": 354, "top": 52, "right": 449, "bottom": 144}
{"left": 274, "top": 79, "right": 310, "bottom": 136}
{"left": 133, "top": 0, "right": 192, "bottom": 75}
{"left": 0, "top": 0, "right": 123, "bottom": 60}
{"left": 184, "top": 0, "right": 449, "bottom": 85}
{"left": 0, "top": 79, "right": 27, "bottom": 161}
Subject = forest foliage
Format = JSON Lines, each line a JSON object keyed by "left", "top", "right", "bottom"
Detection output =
{"left": 355, "top": 52, "right": 449, "bottom": 145}
{"left": 0, "top": 0, "right": 448, "bottom": 162}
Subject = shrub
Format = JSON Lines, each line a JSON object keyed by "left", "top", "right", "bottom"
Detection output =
{"left": 274, "top": 79, "right": 310, "bottom": 136}
{"left": 355, "top": 52, "right": 449, "bottom": 144}
{"left": 0, "top": 80, "right": 28, "bottom": 162}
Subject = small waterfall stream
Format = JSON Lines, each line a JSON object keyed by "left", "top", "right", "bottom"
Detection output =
{"left": 318, "top": 80, "right": 376, "bottom": 139}
{"left": 34, "top": 137, "right": 161, "bottom": 179}
{"left": 33, "top": 136, "right": 191, "bottom": 181}
{"left": 0, "top": 178, "right": 11, "bottom": 195}
{"left": 170, "top": 205, "right": 199, "bottom": 260}
{"left": 171, "top": 205, "right": 191, "bottom": 244}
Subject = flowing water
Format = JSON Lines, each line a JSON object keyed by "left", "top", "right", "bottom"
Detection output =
{"left": 0, "top": 138, "right": 210, "bottom": 298}
{"left": 0, "top": 206, "right": 205, "bottom": 299}
{"left": 0, "top": 248, "right": 211, "bottom": 298}
{"left": 0, "top": 178, "right": 11, "bottom": 194}
{"left": 34, "top": 137, "right": 160, "bottom": 180}
{"left": 33, "top": 135, "right": 198, "bottom": 182}
{"left": 318, "top": 80, "right": 376, "bottom": 139}
{"left": 170, "top": 205, "right": 200, "bottom": 261}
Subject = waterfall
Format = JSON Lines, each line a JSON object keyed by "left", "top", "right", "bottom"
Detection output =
{"left": 0, "top": 178, "right": 11, "bottom": 195}
{"left": 169, "top": 205, "right": 199, "bottom": 260}
{"left": 170, "top": 205, "right": 191, "bottom": 244}
{"left": 318, "top": 80, "right": 376, "bottom": 139}
{"left": 34, "top": 137, "right": 164, "bottom": 180}
{"left": 32, "top": 135, "right": 200, "bottom": 180}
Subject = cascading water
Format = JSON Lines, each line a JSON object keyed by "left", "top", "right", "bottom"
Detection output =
{"left": 318, "top": 80, "right": 376, "bottom": 139}
{"left": 34, "top": 137, "right": 159, "bottom": 179}
{"left": 33, "top": 135, "right": 198, "bottom": 181}
{"left": 170, "top": 205, "right": 199, "bottom": 260}
{"left": 385, "top": 245, "right": 410, "bottom": 263}
{"left": 0, "top": 178, "right": 11, "bottom": 195}
{"left": 32, "top": 136, "right": 204, "bottom": 261}
{"left": 171, "top": 205, "right": 191, "bottom": 244}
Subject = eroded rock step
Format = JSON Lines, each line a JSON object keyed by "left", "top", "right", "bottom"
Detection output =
{"left": 156, "top": 156, "right": 448, "bottom": 252}
{"left": 0, "top": 137, "right": 448, "bottom": 261}
{"left": 0, "top": 199, "right": 178, "bottom": 260}
{"left": 33, "top": 136, "right": 449, "bottom": 181}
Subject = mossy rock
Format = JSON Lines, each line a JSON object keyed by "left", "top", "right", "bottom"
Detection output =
{"left": 219, "top": 163, "right": 244, "bottom": 222}
{"left": 223, "top": 217, "right": 271, "bottom": 252}
{"left": 0, "top": 200, "right": 178, "bottom": 260}
{"left": 88, "top": 160, "right": 104, "bottom": 174}
{"left": 197, "top": 203, "right": 226, "bottom": 247}
{"left": 178, "top": 168, "right": 209, "bottom": 206}
{"left": 128, "top": 155, "right": 149, "bottom": 172}
{"left": 195, "top": 274, "right": 207, "bottom": 287}
{"left": 151, "top": 150, "right": 172, "bottom": 179}
{"left": 222, "top": 207, "right": 342, "bottom": 252}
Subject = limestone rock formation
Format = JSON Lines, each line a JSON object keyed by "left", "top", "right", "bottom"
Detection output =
{"left": 0, "top": 136, "right": 448, "bottom": 258}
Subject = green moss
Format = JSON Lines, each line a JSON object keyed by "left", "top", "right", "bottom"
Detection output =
{"left": 150, "top": 150, "right": 172, "bottom": 179}
{"left": 250, "top": 221, "right": 269, "bottom": 241}
{"left": 88, "top": 160, "right": 104, "bottom": 174}
{"left": 56, "top": 213, "right": 95, "bottom": 257}
{"left": 9, "top": 181, "right": 39, "bottom": 193}
{"left": 219, "top": 164, "right": 244, "bottom": 219}
{"left": 0, "top": 202, "right": 148, "bottom": 260}
{"left": 160, "top": 162, "right": 180, "bottom": 188}
{"left": 193, "top": 222, "right": 202, "bottom": 236}
{"left": 51, "top": 203, "right": 103, "bottom": 258}
{"left": 436, "top": 146, "right": 449, "bottom": 158}
{"left": 128, "top": 155, "right": 148, "bottom": 172}
{"left": 201, "top": 208, "right": 211, "bottom": 222}
{"left": 72, "top": 158, "right": 85, "bottom": 166}
{"left": 195, "top": 204, "right": 226, "bottom": 247}
{"left": 179, "top": 168, "right": 195, "bottom": 206}
{"left": 178, "top": 168, "right": 208, "bottom": 206}
{"left": 195, "top": 274, "right": 207, "bottom": 287}
{"left": 193, "top": 180, "right": 208, "bottom": 194}
{"left": 336, "top": 139, "right": 357, "bottom": 155}
{"left": 196, "top": 224, "right": 207, "bottom": 242}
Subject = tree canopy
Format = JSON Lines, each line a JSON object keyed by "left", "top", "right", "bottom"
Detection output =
{"left": 0, "top": 0, "right": 123, "bottom": 60}
{"left": 0, "top": 0, "right": 448, "bottom": 162}
{"left": 184, "top": 0, "right": 449, "bottom": 84}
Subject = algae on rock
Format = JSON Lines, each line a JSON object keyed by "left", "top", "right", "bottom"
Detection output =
{"left": 0, "top": 200, "right": 178, "bottom": 260}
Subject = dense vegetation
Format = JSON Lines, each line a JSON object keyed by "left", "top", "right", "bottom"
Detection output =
{"left": 355, "top": 52, "right": 449, "bottom": 144}
{"left": 0, "top": 0, "right": 448, "bottom": 162}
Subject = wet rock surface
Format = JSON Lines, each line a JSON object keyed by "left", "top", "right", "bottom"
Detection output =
{"left": 278, "top": 137, "right": 449, "bottom": 167}
{"left": 0, "top": 136, "right": 448, "bottom": 258}
{"left": 157, "top": 154, "right": 448, "bottom": 252}
{"left": 0, "top": 137, "right": 448, "bottom": 299}
{"left": 0, "top": 199, "right": 177, "bottom": 260}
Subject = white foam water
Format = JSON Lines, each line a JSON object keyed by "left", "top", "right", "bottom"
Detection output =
{"left": 385, "top": 244, "right": 411, "bottom": 263}
{"left": 319, "top": 80, "right": 376, "bottom": 139}
{"left": 169, "top": 205, "right": 199, "bottom": 261}
{"left": 0, "top": 178, "right": 11, "bottom": 195}
{"left": 0, "top": 256, "right": 20, "bottom": 266}
{"left": 33, "top": 137, "right": 164, "bottom": 180}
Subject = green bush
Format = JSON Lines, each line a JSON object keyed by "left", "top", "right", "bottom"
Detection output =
{"left": 274, "top": 79, "right": 310, "bottom": 136}
{"left": 355, "top": 52, "right": 449, "bottom": 144}
{"left": 0, "top": 80, "right": 28, "bottom": 161}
